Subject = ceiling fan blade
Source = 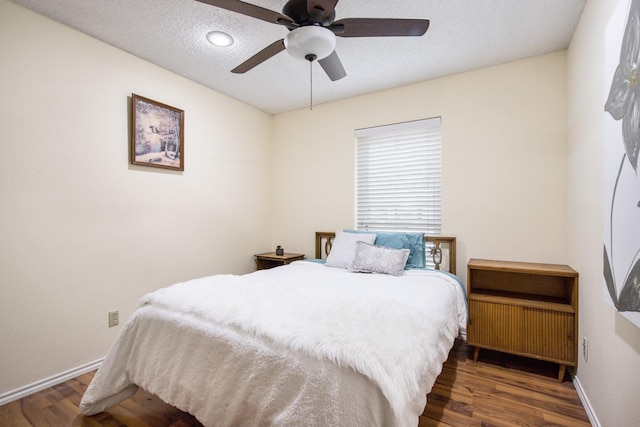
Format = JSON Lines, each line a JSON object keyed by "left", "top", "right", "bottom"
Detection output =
{"left": 330, "top": 18, "right": 429, "bottom": 37}
{"left": 318, "top": 51, "right": 346, "bottom": 81}
{"left": 307, "top": 0, "right": 339, "bottom": 22}
{"left": 231, "top": 39, "right": 286, "bottom": 74}
{"left": 196, "top": 0, "right": 293, "bottom": 26}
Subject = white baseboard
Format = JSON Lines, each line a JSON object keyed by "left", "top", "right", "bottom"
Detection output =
{"left": 573, "top": 374, "right": 601, "bottom": 427}
{"left": 0, "top": 358, "right": 104, "bottom": 406}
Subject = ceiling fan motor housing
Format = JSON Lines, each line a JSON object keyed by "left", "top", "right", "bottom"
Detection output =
{"left": 284, "top": 26, "right": 336, "bottom": 61}
{"left": 282, "top": 0, "right": 336, "bottom": 26}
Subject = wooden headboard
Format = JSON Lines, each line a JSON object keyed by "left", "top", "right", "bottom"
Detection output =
{"left": 315, "top": 231, "right": 457, "bottom": 275}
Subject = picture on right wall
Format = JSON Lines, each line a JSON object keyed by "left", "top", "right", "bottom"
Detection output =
{"left": 604, "top": 0, "right": 640, "bottom": 327}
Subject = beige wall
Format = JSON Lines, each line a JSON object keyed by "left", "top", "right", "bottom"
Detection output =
{"left": 271, "top": 52, "right": 568, "bottom": 285}
{"left": 567, "top": 0, "right": 640, "bottom": 425}
{"left": 0, "top": 0, "right": 272, "bottom": 394}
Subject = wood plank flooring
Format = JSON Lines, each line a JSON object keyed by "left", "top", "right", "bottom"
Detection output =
{"left": 0, "top": 340, "right": 590, "bottom": 426}
{"left": 421, "top": 341, "right": 590, "bottom": 426}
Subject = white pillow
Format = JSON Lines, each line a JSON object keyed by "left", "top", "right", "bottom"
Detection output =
{"left": 325, "top": 230, "right": 376, "bottom": 269}
{"left": 350, "top": 241, "right": 410, "bottom": 276}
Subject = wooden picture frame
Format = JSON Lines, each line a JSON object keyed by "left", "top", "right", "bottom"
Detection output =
{"left": 131, "top": 94, "right": 184, "bottom": 171}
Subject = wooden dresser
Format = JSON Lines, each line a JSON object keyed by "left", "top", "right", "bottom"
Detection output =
{"left": 466, "top": 258, "right": 579, "bottom": 381}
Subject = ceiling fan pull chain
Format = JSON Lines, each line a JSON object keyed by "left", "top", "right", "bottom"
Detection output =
{"left": 310, "top": 59, "right": 313, "bottom": 110}
{"left": 305, "top": 53, "right": 317, "bottom": 110}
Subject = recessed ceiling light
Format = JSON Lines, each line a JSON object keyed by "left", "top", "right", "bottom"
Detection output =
{"left": 206, "top": 31, "right": 234, "bottom": 47}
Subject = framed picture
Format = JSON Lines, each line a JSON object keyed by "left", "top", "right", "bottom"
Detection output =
{"left": 131, "top": 94, "right": 184, "bottom": 171}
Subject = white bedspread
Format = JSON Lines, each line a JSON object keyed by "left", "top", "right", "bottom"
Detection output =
{"left": 80, "top": 261, "right": 466, "bottom": 427}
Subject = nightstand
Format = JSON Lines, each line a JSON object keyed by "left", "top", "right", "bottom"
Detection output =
{"left": 467, "top": 258, "right": 578, "bottom": 382}
{"left": 255, "top": 252, "right": 305, "bottom": 270}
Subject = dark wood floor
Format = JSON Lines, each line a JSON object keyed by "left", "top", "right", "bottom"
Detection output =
{"left": 0, "top": 340, "right": 590, "bottom": 426}
{"left": 421, "top": 341, "right": 590, "bottom": 426}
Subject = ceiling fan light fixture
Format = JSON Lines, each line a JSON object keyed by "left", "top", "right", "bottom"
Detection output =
{"left": 206, "top": 31, "right": 234, "bottom": 47}
{"left": 284, "top": 26, "right": 336, "bottom": 61}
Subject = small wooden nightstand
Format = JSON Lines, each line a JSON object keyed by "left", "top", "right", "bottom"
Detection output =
{"left": 255, "top": 252, "right": 305, "bottom": 270}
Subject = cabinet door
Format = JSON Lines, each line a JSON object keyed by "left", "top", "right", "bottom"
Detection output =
{"left": 468, "top": 300, "right": 522, "bottom": 354}
{"left": 520, "top": 307, "right": 575, "bottom": 364}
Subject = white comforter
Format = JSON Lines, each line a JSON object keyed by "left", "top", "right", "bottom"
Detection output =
{"left": 80, "top": 261, "right": 466, "bottom": 427}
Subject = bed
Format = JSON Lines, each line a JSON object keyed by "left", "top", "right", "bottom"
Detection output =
{"left": 80, "top": 231, "right": 466, "bottom": 427}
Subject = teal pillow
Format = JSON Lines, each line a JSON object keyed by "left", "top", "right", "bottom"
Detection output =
{"left": 344, "top": 230, "right": 425, "bottom": 269}
{"left": 402, "top": 232, "right": 426, "bottom": 269}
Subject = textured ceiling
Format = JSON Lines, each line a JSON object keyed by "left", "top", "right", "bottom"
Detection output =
{"left": 10, "top": 0, "right": 586, "bottom": 114}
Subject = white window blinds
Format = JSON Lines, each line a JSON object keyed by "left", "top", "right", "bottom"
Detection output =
{"left": 355, "top": 117, "right": 442, "bottom": 234}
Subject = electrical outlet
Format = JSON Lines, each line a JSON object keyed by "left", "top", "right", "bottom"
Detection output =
{"left": 108, "top": 310, "right": 119, "bottom": 327}
{"left": 582, "top": 336, "right": 588, "bottom": 361}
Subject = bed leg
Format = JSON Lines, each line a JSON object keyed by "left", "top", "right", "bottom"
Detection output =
{"left": 473, "top": 346, "right": 480, "bottom": 363}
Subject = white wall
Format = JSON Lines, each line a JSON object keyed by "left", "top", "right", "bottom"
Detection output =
{"left": 567, "top": 0, "right": 640, "bottom": 425}
{"left": 271, "top": 52, "right": 568, "bottom": 285}
{"left": 0, "top": 0, "right": 272, "bottom": 394}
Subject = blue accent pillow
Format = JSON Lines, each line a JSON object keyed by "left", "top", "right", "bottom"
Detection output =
{"left": 401, "top": 232, "right": 426, "bottom": 269}
{"left": 344, "top": 230, "right": 426, "bottom": 269}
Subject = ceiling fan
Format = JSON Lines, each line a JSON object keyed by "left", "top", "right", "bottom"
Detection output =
{"left": 197, "top": 0, "right": 430, "bottom": 81}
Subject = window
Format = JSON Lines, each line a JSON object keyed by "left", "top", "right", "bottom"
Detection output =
{"left": 355, "top": 117, "right": 442, "bottom": 235}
